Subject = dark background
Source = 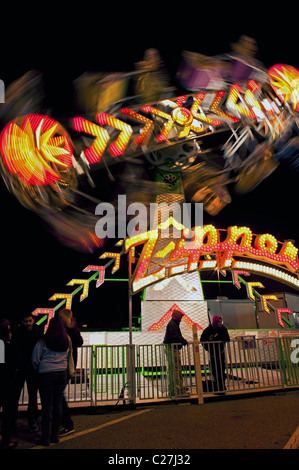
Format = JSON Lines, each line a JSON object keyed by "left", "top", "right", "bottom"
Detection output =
{"left": 0, "top": 7, "right": 298, "bottom": 329}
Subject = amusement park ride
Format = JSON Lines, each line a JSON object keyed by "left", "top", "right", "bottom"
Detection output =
{"left": 1, "top": 37, "right": 299, "bottom": 344}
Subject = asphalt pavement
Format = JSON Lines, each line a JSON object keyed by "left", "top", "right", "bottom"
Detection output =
{"left": 4, "top": 389, "right": 299, "bottom": 461}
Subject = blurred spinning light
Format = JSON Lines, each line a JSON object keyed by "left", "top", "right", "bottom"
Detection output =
{"left": 0, "top": 114, "right": 73, "bottom": 185}
{"left": 268, "top": 64, "right": 299, "bottom": 111}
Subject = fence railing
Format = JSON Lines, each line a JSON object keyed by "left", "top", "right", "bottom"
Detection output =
{"left": 18, "top": 337, "right": 299, "bottom": 408}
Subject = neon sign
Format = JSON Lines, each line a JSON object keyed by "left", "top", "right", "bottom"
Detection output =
{"left": 0, "top": 65, "right": 296, "bottom": 186}
{"left": 124, "top": 220, "right": 299, "bottom": 293}
{"left": 30, "top": 225, "right": 297, "bottom": 330}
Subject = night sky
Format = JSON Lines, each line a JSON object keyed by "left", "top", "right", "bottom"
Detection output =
{"left": 0, "top": 8, "right": 298, "bottom": 329}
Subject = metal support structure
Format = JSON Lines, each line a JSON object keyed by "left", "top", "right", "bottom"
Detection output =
{"left": 127, "top": 247, "right": 136, "bottom": 405}
{"left": 192, "top": 324, "right": 204, "bottom": 404}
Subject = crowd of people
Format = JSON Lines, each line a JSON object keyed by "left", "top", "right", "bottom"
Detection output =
{"left": 0, "top": 309, "right": 83, "bottom": 448}
{"left": 1, "top": 307, "right": 230, "bottom": 448}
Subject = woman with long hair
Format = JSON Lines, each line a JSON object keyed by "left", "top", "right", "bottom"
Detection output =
{"left": 32, "top": 316, "right": 71, "bottom": 446}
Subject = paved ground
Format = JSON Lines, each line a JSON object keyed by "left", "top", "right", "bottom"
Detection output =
{"left": 4, "top": 389, "right": 299, "bottom": 458}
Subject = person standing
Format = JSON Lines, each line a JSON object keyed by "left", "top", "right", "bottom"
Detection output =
{"left": 58, "top": 308, "right": 83, "bottom": 436}
{"left": 163, "top": 310, "right": 188, "bottom": 396}
{"left": 32, "top": 316, "right": 73, "bottom": 446}
{"left": 200, "top": 315, "right": 230, "bottom": 392}
{"left": 0, "top": 318, "right": 20, "bottom": 448}
{"left": 13, "top": 313, "right": 44, "bottom": 432}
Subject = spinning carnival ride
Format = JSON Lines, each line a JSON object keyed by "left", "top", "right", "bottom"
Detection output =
{"left": 1, "top": 40, "right": 299, "bottom": 332}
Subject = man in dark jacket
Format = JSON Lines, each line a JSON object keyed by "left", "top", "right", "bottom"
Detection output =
{"left": 164, "top": 310, "right": 188, "bottom": 347}
{"left": 163, "top": 310, "right": 188, "bottom": 396}
{"left": 13, "top": 313, "right": 44, "bottom": 432}
{"left": 200, "top": 315, "right": 230, "bottom": 392}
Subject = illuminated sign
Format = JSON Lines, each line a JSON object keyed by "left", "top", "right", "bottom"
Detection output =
{"left": 124, "top": 220, "right": 299, "bottom": 293}
{"left": 0, "top": 65, "right": 296, "bottom": 186}
{"left": 30, "top": 224, "right": 297, "bottom": 330}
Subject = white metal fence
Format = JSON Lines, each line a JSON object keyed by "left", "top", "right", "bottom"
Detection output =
{"left": 18, "top": 337, "right": 299, "bottom": 409}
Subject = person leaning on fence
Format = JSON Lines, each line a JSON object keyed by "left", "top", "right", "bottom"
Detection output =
{"left": 58, "top": 308, "right": 83, "bottom": 437}
{"left": 163, "top": 310, "right": 189, "bottom": 396}
{"left": 0, "top": 318, "right": 20, "bottom": 448}
{"left": 200, "top": 315, "right": 230, "bottom": 392}
{"left": 31, "top": 316, "right": 75, "bottom": 447}
{"left": 13, "top": 312, "right": 44, "bottom": 433}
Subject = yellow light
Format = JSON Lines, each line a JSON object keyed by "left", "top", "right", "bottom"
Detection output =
{"left": 121, "top": 108, "right": 154, "bottom": 149}
{"left": 99, "top": 252, "right": 121, "bottom": 273}
{"left": 125, "top": 222, "right": 299, "bottom": 293}
{"left": 246, "top": 282, "right": 264, "bottom": 300}
{"left": 255, "top": 233, "right": 278, "bottom": 254}
{"left": 225, "top": 226, "right": 253, "bottom": 247}
{"left": 262, "top": 295, "right": 278, "bottom": 313}
{"left": 268, "top": 64, "right": 299, "bottom": 111}
{"left": 190, "top": 93, "right": 222, "bottom": 127}
{"left": 279, "top": 241, "right": 299, "bottom": 269}
{"left": 96, "top": 113, "right": 133, "bottom": 157}
{"left": 49, "top": 293, "right": 72, "bottom": 309}
{"left": 67, "top": 279, "right": 89, "bottom": 301}
{"left": 226, "top": 84, "right": 256, "bottom": 119}
{"left": 0, "top": 115, "right": 73, "bottom": 185}
{"left": 141, "top": 105, "right": 173, "bottom": 142}
{"left": 155, "top": 241, "right": 176, "bottom": 258}
{"left": 210, "top": 91, "right": 239, "bottom": 123}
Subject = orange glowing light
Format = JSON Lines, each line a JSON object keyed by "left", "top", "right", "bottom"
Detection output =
{"left": 125, "top": 221, "right": 299, "bottom": 293}
{"left": 72, "top": 117, "right": 110, "bottom": 164}
{"left": 142, "top": 95, "right": 206, "bottom": 142}
{"left": 0, "top": 115, "right": 73, "bottom": 185}
{"left": 148, "top": 304, "right": 201, "bottom": 331}
{"left": 227, "top": 84, "right": 256, "bottom": 119}
{"left": 190, "top": 93, "right": 223, "bottom": 127}
{"left": 120, "top": 108, "right": 155, "bottom": 149}
{"left": 231, "top": 270, "right": 250, "bottom": 289}
{"left": 83, "top": 265, "right": 105, "bottom": 287}
{"left": 210, "top": 91, "right": 239, "bottom": 123}
{"left": 32, "top": 308, "right": 55, "bottom": 331}
{"left": 276, "top": 308, "right": 292, "bottom": 328}
{"left": 96, "top": 113, "right": 133, "bottom": 157}
{"left": 268, "top": 64, "right": 299, "bottom": 111}
{"left": 49, "top": 293, "right": 72, "bottom": 309}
